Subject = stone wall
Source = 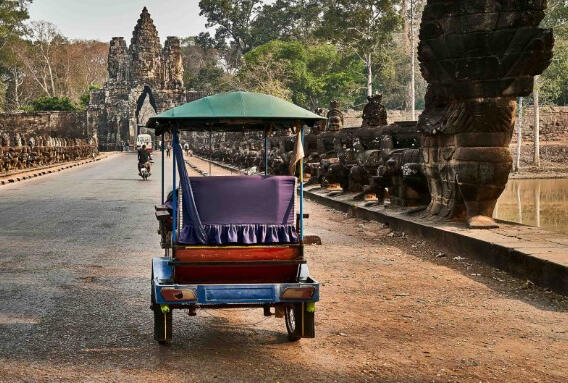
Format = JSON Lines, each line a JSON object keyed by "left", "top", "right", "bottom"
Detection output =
{"left": 510, "top": 106, "right": 568, "bottom": 143}
{"left": 0, "top": 111, "right": 98, "bottom": 175}
{"left": 0, "top": 111, "right": 91, "bottom": 138}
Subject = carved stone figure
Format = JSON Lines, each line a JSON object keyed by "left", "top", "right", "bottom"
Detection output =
{"left": 326, "top": 101, "right": 344, "bottom": 132}
{"left": 417, "top": 0, "right": 554, "bottom": 228}
{"left": 1, "top": 132, "right": 9, "bottom": 147}
{"left": 362, "top": 94, "right": 387, "bottom": 129}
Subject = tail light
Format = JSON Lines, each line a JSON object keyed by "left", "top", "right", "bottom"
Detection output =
{"left": 160, "top": 288, "right": 197, "bottom": 301}
{"left": 281, "top": 287, "right": 315, "bottom": 300}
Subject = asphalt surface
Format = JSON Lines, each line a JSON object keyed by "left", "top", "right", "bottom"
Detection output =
{"left": 0, "top": 153, "right": 178, "bottom": 380}
{"left": 1, "top": 153, "right": 567, "bottom": 383}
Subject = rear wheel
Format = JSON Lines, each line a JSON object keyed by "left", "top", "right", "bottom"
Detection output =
{"left": 285, "top": 303, "right": 303, "bottom": 341}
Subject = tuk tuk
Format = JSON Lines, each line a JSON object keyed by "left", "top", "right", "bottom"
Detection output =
{"left": 147, "top": 91, "right": 323, "bottom": 343}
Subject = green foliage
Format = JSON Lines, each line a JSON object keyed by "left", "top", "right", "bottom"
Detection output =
{"left": 28, "top": 96, "right": 78, "bottom": 112}
{"left": 197, "top": 0, "right": 322, "bottom": 67}
{"left": 0, "top": 0, "right": 30, "bottom": 111}
{"left": 186, "top": 64, "right": 228, "bottom": 94}
{"left": 241, "top": 40, "right": 365, "bottom": 109}
{"left": 198, "top": 0, "right": 262, "bottom": 55}
{"left": 0, "top": 0, "right": 30, "bottom": 47}
{"left": 317, "top": 0, "right": 403, "bottom": 95}
{"left": 249, "top": 0, "right": 322, "bottom": 46}
{"left": 369, "top": 42, "right": 426, "bottom": 110}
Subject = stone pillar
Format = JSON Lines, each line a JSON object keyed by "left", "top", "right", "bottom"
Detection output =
{"left": 417, "top": 0, "right": 554, "bottom": 228}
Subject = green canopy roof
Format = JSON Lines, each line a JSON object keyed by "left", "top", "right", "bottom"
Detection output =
{"left": 146, "top": 91, "right": 325, "bottom": 134}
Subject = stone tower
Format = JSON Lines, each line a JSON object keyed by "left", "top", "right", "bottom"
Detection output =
{"left": 162, "top": 36, "right": 184, "bottom": 90}
{"left": 129, "top": 7, "right": 162, "bottom": 87}
{"left": 108, "top": 37, "right": 129, "bottom": 83}
{"left": 88, "top": 7, "right": 201, "bottom": 151}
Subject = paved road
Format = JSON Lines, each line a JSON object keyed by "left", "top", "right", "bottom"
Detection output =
{"left": 1, "top": 153, "right": 568, "bottom": 382}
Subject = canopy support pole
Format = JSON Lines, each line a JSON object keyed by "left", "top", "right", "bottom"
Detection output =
{"left": 172, "top": 126, "right": 177, "bottom": 250}
{"left": 161, "top": 132, "right": 165, "bottom": 204}
{"left": 300, "top": 126, "right": 305, "bottom": 242}
{"left": 264, "top": 129, "right": 268, "bottom": 176}
{"left": 209, "top": 129, "right": 212, "bottom": 176}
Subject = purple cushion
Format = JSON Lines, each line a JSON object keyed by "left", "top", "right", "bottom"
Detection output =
{"left": 176, "top": 176, "right": 298, "bottom": 245}
{"left": 189, "top": 176, "right": 295, "bottom": 225}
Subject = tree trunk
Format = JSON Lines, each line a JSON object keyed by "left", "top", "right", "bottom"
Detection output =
{"left": 515, "top": 97, "right": 523, "bottom": 172}
{"left": 533, "top": 75, "right": 540, "bottom": 167}
{"left": 402, "top": 0, "right": 409, "bottom": 48}
{"left": 47, "top": 61, "right": 56, "bottom": 97}
{"left": 366, "top": 53, "right": 373, "bottom": 97}
{"left": 410, "top": 0, "right": 416, "bottom": 121}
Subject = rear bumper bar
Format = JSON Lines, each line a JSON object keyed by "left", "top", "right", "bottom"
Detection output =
{"left": 152, "top": 257, "right": 319, "bottom": 306}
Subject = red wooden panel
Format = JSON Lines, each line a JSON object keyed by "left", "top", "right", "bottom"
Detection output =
{"left": 174, "top": 246, "right": 301, "bottom": 262}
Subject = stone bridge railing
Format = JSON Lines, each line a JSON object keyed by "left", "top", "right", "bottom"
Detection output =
{"left": 0, "top": 134, "right": 98, "bottom": 176}
{"left": 0, "top": 111, "right": 98, "bottom": 176}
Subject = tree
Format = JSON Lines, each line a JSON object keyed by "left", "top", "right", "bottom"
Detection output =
{"left": 533, "top": 75, "right": 540, "bottom": 167}
{"left": 181, "top": 36, "right": 228, "bottom": 93}
{"left": 3, "top": 38, "right": 36, "bottom": 110}
{"left": 198, "top": 0, "right": 263, "bottom": 67}
{"left": 198, "top": 0, "right": 326, "bottom": 69}
{"left": 317, "top": 0, "right": 402, "bottom": 97}
{"left": 19, "top": 21, "right": 64, "bottom": 97}
{"left": 540, "top": 0, "right": 568, "bottom": 105}
{"left": 241, "top": 40, "right": 364, "bottom": 109}
{"left": 0, "top": 0, "right": 31, "bottom": 111}
{"left": 0, "top": 0, "right": 30, "bottom": 50}
{"left": 249, "top": 0, "right": 323, "bottom": 46}
{"left": 4, "top": 24, "right": 108, "bottom": 111}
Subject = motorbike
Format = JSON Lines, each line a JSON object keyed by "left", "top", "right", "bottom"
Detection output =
{"left": 138, "top": 155, "right": 153, "bottom": 181}
{"left": 139, "top": 164, "right": 150, "bottom": 180}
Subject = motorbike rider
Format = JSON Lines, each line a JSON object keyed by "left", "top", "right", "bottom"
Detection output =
{"left": 138, "top": 145, "right": 151, "bottom": 176}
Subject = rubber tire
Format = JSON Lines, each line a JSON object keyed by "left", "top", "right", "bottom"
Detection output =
{"left": 153, "top": 306, "right": 172, "bottom": 344}
{"left": 285, "top": 303, "right": 303, "bottom": 341}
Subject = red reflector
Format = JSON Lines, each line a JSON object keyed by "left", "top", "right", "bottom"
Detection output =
{"left": 281, "top": 287, "right": 315, "bottom": 300}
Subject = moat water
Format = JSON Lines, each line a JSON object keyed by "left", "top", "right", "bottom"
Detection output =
{"left": 494, "top": 178, "right": 568, "bottom": 235}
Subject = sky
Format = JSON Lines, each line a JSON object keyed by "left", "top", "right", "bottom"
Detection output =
{"left": 27, "top": 0, "right": 208, "bottom": 43}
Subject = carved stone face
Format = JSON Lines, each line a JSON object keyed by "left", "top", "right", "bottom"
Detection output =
{"left": 328, "top": 114, "right": 342, "bottom": 131}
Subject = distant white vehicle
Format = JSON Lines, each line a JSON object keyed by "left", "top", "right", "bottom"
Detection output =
{"left": 136, "top": 134, "right": 152, "bottom": 152}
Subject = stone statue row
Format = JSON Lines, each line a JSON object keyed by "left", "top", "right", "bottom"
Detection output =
{"left": 1, "top": 132, "right": 98, "bottom": 149}
{"left": 187, "top": 95, "right": 428, "bottom": 207}
{"left": 0, "top": 132, "right": 98, "bottom": 175}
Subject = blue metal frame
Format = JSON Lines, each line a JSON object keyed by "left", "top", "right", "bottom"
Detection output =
{"left": 299, "top": 126, "right": 305, "bottom": 241}
{"left": 264, "top": 130, "right": 268, "bottom": 176}
{"left": 152, "top": 257, "right": 319, "bottom": 306}
{"left": 172, "top": 126, "right": 177, "bottom": 246}
{"left": 161, "top": 132, "right": 165, "bottom": 204}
